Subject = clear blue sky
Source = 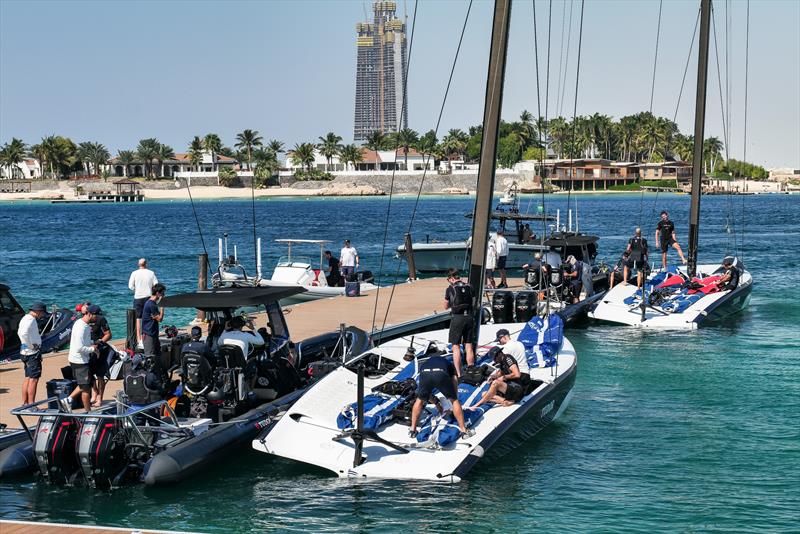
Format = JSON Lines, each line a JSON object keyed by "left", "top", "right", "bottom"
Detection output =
{"left": 1, "top": 0, "right": 797, "bottom": 168}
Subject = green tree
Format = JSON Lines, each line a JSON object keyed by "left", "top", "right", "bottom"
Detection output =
{"left": 218, "top": 166, "right": 237, "bottom": 186}
{"left": 364, "top": 131, "right": 386, "bottom": 153}
{"left": 188, "top": 136, "right": 204, "bottom": 172}
{"left": 290, "top": 142, "right": 316, "bottom": 172}
{"left": 442, "top": 128, "right": 469, "bottom": 167}
{"left": 235, "top": 129, "right": 263, "bottom": 171}
{"left": 117, "top": 150, "right": 135, "bottom": 177}
{"left": 339, "top": 144, "right": 364, "bottom": 171}
{"left": 136, "top": 138, "right": 160, "bottom": 179}
{"left": 267, "top": 139, "right": 285, "bottom": 155}
{"left": 394, "top": 128, "right": 419, "bottom": 169}
{"left": 89, "top": 143, "right": 111, "bottom": 177}
{"left": 703, "top": 137, "right": 724, "bottom": 173}
{"left": 156, "top": 143, "right": 175, "bottom": 177}
{"left": 415, "top": 130, "right": 438, "bottom": 169}
{"left": 203, "top": 133, "right": 223, "bottom": 171}
{"left": 317, "top": 132, "right": 342, "bottom": 171}
{"left": 497, "top": 133, "right": 523, "bottom": 169}
{"left": 36, "top": 136, "right": 77, "bottom": 178}
{"left": 0, "top": 138, "right": 27, "bottom": 179}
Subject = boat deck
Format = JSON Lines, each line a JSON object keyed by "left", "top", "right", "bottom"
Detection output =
{"left": 0, "top": 519, "right": 190, "bottom": 533}
{"left": 0, "top": 278, "right": 524, "bottom": 425}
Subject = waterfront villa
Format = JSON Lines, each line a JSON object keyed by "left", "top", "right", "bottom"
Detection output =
{"left": 0, "top": 158, "right": 42, "bottom": 180}
{"left": 285, "top": 147, "right": 435, "bottom": 172}
{"left": 105, "top": 150, "right": 237, "bottom": 178}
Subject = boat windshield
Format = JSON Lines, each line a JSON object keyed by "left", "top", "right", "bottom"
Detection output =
{"left": 276, "top": 255, "right": 313, "bottom": 266}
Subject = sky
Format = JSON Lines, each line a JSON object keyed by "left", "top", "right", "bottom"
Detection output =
{"left": 1, "top": 0, "right": 798, "bottom": 168}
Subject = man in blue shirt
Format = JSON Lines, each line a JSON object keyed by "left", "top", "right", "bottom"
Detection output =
{"left": 142, "top": 283, "right": 166, "bottom": 360}
{"left": 408, "top": 355, "right": 474, "bottom": 440}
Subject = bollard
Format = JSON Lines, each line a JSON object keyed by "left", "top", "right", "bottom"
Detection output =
{"left": 404, "top": 233, "right": 417, "bottom": 281}
{"left": 196, "top": 253, "right": 208, "bottom": 322}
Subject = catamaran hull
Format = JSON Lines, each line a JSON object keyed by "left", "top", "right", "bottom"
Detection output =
{"left": 450, "top": 363, "right": 577, "bottom": 481}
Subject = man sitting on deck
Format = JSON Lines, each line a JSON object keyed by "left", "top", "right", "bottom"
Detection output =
{"left": 470, "top": 329, "right": 532, "bottom": 409}
{"left": 716, "top": 258, "right": 740, "bottom": 291}
{"left": 408, "top": 355, "right": 474, "bottom": 440}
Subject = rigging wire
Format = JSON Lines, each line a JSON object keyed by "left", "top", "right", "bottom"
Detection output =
{"left": 558, "top": 0, "right": 575, "bottom": 118}
{"left": 533, "top": 0, "right": 548, "bottom": 244}
{"left": 374, "top": 0, "right": 474, "bottom": 337}
{"left": 554, "top": 0, "right": 567, "bottom": 118}
{"left": 369, "top": 0, "right": 419, "bottom": 335}
{"left": 672, "top": 8, "right": 701, "bottom": 124}
{"left": 251, "top": 159, "right": 258, "bottom": 278}
{"left": 563, "top": 0, "right": 585, "bottom": 242}
{"left": 184, "top": 179, "right": 212, "bottom": 276}
{"left": 740, "top": 0, "right": 750, "bottom": 262}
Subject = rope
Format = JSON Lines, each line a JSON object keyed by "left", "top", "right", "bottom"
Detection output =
{"left": 558, "top": 0, "right": 575, "bottom": 118}
{"left": 369, "top": 0, "right": 419, "bottom": 334}
{"left": 532, "top": 0, "right": 547, "bottom": 242}
{"left": 554, "top": 0, "right": 567, "bottom": 118}
{"left": 375, "top": 0, "right": 474, "bottom": 336}
{"left": 740, "top": 0, "right": 749, "bottom": 262}
{"left": 672, "top": 8, "right": 701, "bottom": 124}
{"left": 563, "top": 0, "right": 585, "bottom": 242}
{"left": 184, "top": 178, "right": 212, "bottom": 276}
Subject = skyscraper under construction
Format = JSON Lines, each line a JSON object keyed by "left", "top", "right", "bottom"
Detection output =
{"left": 353, "top": 1, "right": 408, "bottom": 142}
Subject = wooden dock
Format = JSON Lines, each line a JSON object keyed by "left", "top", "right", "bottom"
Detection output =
{"left": 1, "top": 277, "right": 525, "bottom": 425}
{"left": 0, "top": 520, "right": 192, "bottom": 534}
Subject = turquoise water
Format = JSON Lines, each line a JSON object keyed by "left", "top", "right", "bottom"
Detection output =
{"left": 1, "top": 194, "right": 798, "bottom": 532}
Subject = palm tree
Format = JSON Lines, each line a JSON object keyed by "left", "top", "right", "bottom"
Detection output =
{"left": 415, "top": 130, "right": 438, "bottom": 169}
{"left": 290, "top": 142, "right": 316, "bottom": 172}
{"left": 38, "top": 136, "right": 76, "bottom": 179}
{"left": 317, "top": 132, "right": 342, "bottom": 171}
{"left": 703, "top": 137, "right": 724, "bottom": 174}
{"left": 442, "top": 128, "right": 469, "bottom": 166}
{"left": 0, "top": 138, "right": 26, "bottom": 179}
{"left": 188, "top": 136, "right": 204, "bottom": 172}
{"left": 339, "top": 144, "right": 363, "bottom": 171}
{"left": 394, "top": 128, "right": 419, "bottom": 169}
{"left": 673, "top": 134, "right": 694, "bottom": 162}
{"left": 235, "top": 129, "right": 263, "bottom": 171}
{"left": 364, "top": 131, "right": 386, "bottom": 153}
{"left": 203, "top": 133, "right": 223, "bottom": 171}
{"left": 77, "top": 141, "right": 94, "bottom": 175}
{"left": 252, "top": 147, "right": 279, "bottom": 185}
{"left": 87, "top": 143, "right": 110, "bottom": 177}
{"left": 267, "top": 139, "right": 284, "bottom": 155}
{"left": 136, "top": 138, "right": 160, "bottom": 179}
{"left": 156, "top": 143, "right": 175, "bottom": 177}
{"left": 547, "top": 118, "right": 569, "bottom": 158}
{"left": 117, "top": 150, "right": 135, "bottom": 177}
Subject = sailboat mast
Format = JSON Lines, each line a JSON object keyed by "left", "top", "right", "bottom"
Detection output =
{"left": 687, "top": 0, "right": 712, "bottom": 278}
{"left": 467, "top": 0, "right": 512, "bottom": 310}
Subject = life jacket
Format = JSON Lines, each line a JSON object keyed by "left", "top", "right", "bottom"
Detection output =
{"left": 124, "top": 367, "right": 163, "bottom": 405}
{"left": 450, "top": 281, "right": 474, "bottom": 313}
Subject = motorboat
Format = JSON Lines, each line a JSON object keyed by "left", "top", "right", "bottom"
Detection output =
{"left": 252, "top": 315, "right": 575, "bottom": 481}
{"left": 395, "top": 182, "right": 599, "bottom": 273}
{"left": 268, "top": 239, "right": 378, "bottom": 305}
{"left": 589, "top": 0, "right": 752, "bottom": 329}
{"left": 0, "top": 284, "right": 77, "bottom": 362}
{"left": 0, "top": 285, "right": 372, "bottom": 487}
{"left": 211, "top": 237, "right": 378, "bottom": 305}
{"left": 588, "top": 258, "right": 752, "bottom": 329}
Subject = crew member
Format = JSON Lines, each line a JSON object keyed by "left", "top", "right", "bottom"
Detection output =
{"left": 324, "top": 250, "right": 342, "bottom": 287}
{"left": 18, "top": 302, "right": 46, "bottom": 405}
{"left": 218, "top": 315, "right": 265, "bottom": 357}
{"left": 444, "top": 268, "right": 475, "bottom": 376}
{"left": 521, "top": 224, "right": 533, "bottom": 244}
{"left": 61, "top": 304, "right": 102, "bottom": 412}
{"left": 564, "top": 255, "right": 583, "bottom": 303}
{"left": 89, "top": 305, "right": 112, "bottom": 407}
{"left": 716, "top": 258, "right": 740, "bottom": 291}
{"left": 181, "top": 325, "right": 214, "bottom": 360}
{"left": 485, "top": 239, "right": 497, "bottom": 289}
{"left": 142, "top": 283, "right": 166, "bottom": 361}
{"left": 408, "top": 354, "right": 474, "bottom": 440}
{"left": 655, "top": 211, "right": 687, "bottom": 268}
{"left": 609, "top": 251, "right": 630, "bottom": 289}
{"left": 339, "top": 240, "right": 359, "bottom": 280}
{"left": 624, "top": 228, "right": 649, "bottom": 288}
{"left": 129, "top": 258, "right": 159, "bottom": 349}
{"left": 495, "top": 230, "right": 509, "bottom": 288}
{"left": 522, "top": 252, "right": 548, "bottom": 291}
{"left": 470, "top": 329, "right": 531, "bottom": 408}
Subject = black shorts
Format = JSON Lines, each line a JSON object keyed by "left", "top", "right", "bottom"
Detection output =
{"left": 90, "top": 348, "right": 110, "bottom": 378}
{"left": 416, "top": 370, "right": 457, "bottom": 401}
{"left": 501, "top": 373, "right": 530, "bottom": 402}
{"left": 660, "top": 238, "right": 676, "bottom": 252}
{"left": 497, "top": 256, "right": 507, "bottom": 269}
{"left": 449, "top": 313, "right": 475, "bottom": 345}
{"left": 625, "top": 256, "right": 646, "bottom": 269}
{"left": 22, "top": 352, "right": 42, "bottom": 379}
{"left": 71, "top": 362, "right": 92, "bottom": 388}
{"left": 133, "top": 297, "right": 148, "bottom": 318}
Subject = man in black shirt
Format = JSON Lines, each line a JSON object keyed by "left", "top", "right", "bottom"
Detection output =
{"left": 716, "top": 259, "right": 740, "bottom": 291}
{"left": 324, "top": 250, "right": 342, "bottom": 287}
{"left": 89, "top": 306, "right": 112, "bottom": 406}
{"left": 444, "top": 268, "right": 475, "bottom": 376}
{"left": 408, "top": 355, "right": 473, "bottom": 439}
{"left": 655, "top": 210, "right": 687, "bottom": 269}
{"left": 470, "top": 348, "right": 530, "bottom": 408}
{"left": 624, "top": 228, "right": 649, "bottom": 288}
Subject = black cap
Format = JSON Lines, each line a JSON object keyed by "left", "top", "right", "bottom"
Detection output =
{"left": 29, "top": 302, "right": 46, "bottom": 312}
{"left": 495, "top": 328, "right": 510, "bottom": 341}
{"left": 191, "top": 326, "right": 202, "bottom": 339}
{"left": 87, "top": 304, "right": 102, "bottom": 315}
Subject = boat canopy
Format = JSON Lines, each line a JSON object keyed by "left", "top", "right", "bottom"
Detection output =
{"left": 274, "top": 239, "right": 332, "bottom": 245}
{"left": 160, "top": 286, "right": 306, "bottom": 311}
{"left": 543, "top": 233, "right": 599, "bottom": 247}
{"left": 465, "top": 211, "right": 555, "bottom": 221}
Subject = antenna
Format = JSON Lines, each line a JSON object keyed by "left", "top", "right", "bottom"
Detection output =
{"left": 362, "top": 1, "right": 369, "bottom": 21}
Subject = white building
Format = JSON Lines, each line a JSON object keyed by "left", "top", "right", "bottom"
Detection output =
{"left": 0, "top": 158, "right": 42, "bottom": 180}
{"left": 286, "top": 148, "right": 435, "bottom": 172}
{"left": 105, "top": 150, "right": 237, "bottom": 178}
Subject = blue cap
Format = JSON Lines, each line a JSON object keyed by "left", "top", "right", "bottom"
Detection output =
{"left": 30, "top": 302, "right": 46, "bottom": 312}
{"left": 87, "top": 304, "right": 102, "bottom": 315}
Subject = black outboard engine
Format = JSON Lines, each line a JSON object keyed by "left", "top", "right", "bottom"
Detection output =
{"left": 524, "top": 267, "right": 542, "bottom": 290}
{"left": 491, "top": 291, "right": 514, "bottom": 323}
{"left": 32, "top": 414, "right": 80, "bottom": 485}
{"left": 515, "top": 292, "right": 537, "bottom": 323}
{"left": 76, "top": 416, "right": 126, "bottom": 489}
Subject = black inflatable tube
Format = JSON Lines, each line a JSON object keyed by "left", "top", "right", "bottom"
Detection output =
{"left": 0, "top": 441, "right": 35, "bottom": 478}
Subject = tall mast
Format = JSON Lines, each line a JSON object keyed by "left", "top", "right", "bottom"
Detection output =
{"left": 687, "top": 0, "right": 712, "bottom": 278}
{"left": 467, "top": 0, "right": 512, "bottom": 317}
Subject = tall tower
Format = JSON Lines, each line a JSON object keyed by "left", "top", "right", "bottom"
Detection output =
{"left": 353, "top": 1, "right": 408, "bottom": 142}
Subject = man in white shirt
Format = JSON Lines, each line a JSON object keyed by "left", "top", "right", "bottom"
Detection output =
{"left": 495, "top": 230, "right": 509, "bottom": 288}
{"left": 129, "top": 258, "right": 158, "bottom": 347}
{"left": 18, "top": 302, "right": 46, "bottom": 404}
{"left": 61, "top": 305, "right": 101, "bottom": 412}
{"left": 339, "top": 240, "right": 359, "bottom": 279}
{"left": 470, "top": 328, "right": 532, "bottom": 408}
{"left": 218, "top": 316, "right": 265, "bottom": 358}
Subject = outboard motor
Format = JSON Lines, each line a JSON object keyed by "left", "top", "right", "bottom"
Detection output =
{"left": 515, "top": 292, "right": 537, "bottom": 323}
{"left": 491, "top": 291, "right": 514, "bottom": 323}
{"left": 32, "top": 414, "right": 80, "bottom": 485}
{"left": 524, "top": 267, "right": 542, "bottom": 290}
{"left": 76, "top": 416, "right": 126, "bottom": 489}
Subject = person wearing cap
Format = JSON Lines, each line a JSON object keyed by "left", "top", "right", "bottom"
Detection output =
{"left": 444, "top": 267, "right": 475, "bottom": 376}
{"left": 61, "top": 304, "right": 101, "bottom": 412}
{"left": 18, "top": 302, "right": 46, "bottom": 404}
{"left": 218, "top": 316, "right": 265, "bottom": 357}
{"left": 624, "top": 227, "right": 649, "bottom": 288}
{"left": 142, "top": 283, "right": 166, "bottom": 361}
{"left": 89, "top": 305, "right": 112, "bottom": 407}
{"left": 563, "top": 255, "right": 583, "bottom": 303}
{"left": 181, "top": 326, "right": 214, "bottom": 361}
{"left": 470, "top": 329, "right": 531, "bottom": 409}
{"left": 129, "top": 258, "right": 159, "bottom": 349}
{"left": 716, "top": 258, "right": 740, "bottom": 291}
{"left": 339, "top": 239, "right": 359, "bottom": 280}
